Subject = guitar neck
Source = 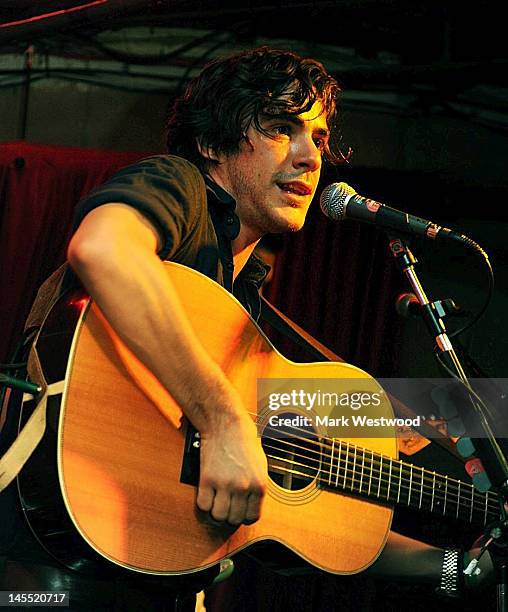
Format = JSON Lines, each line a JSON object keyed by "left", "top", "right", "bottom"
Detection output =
{"left": 267, "top": 436, "right": 499, "bottom": 528}
{"left": 318, "top": 440, "right": 499, "bottom": 527}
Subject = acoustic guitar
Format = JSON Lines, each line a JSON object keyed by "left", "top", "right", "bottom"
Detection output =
{"left": 18, "top": 262, "right": 500, "bottom": 578}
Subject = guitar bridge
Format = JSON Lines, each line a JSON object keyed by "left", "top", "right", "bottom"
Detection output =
{"left": 180, "top": 422, "right": 200, "bottom": 486}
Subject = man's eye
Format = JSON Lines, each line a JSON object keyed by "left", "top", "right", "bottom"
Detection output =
{"left": 313, "top": 137, "right": 326, "bottom": 151}
{"left": 272, "top": 125, "right": 292, "bottom": 136}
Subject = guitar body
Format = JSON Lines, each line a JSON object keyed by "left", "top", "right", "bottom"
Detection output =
{"left": 19, "top": 262, "right": 396, "bottom": 577}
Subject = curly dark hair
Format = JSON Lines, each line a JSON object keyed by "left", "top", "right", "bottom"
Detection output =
{"left": 166, "top": 46, "right": 343, "bottom": 169}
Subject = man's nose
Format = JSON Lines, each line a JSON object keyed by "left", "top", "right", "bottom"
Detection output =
{"left": 292, "top": 136, "right": 321, "bottom": 172}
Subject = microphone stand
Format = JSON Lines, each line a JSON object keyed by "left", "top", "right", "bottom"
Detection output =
{"left": 387, "top": 234, "right": 508, "bottom": 611}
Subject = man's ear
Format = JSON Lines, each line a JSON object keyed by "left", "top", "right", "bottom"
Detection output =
{"left": 196, "top": 138, "right": 223, "bottom": 163}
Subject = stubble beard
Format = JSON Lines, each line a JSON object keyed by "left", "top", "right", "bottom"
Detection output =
{"left": 234, "top": 173, "right": 308, "bottom": 236}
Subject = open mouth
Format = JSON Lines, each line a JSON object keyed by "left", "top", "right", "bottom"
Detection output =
{"left": 276, "top": 181, "right": 313, "bottom": 197}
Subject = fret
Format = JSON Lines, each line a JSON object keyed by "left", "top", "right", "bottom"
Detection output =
{"left": 351, "top": 445, "right": 357, "bottom": 491}
{"left": 419, "top": 466, "right": 424, "bottom": 509}
{"left": 456, "top": 480, "right": 461, "bottom": 520}
{"left": 387, "top": 458, "right": 393, "bottom": 501}
{"left": 484, "top": 491, "right": 489, "bottom": 526}
{"left": 334, "top": 440, "right": 342, "bottom": 488}
{"left": 430, "top": 472, "right": 436, "bottom": 512}
{"left": 408, "top": 464, "right": 413, "bottom": 506}
{"left": 343, "top": 441, "right": 349, "bottom": 490}
{"left": 443, "top": 475, "right": 448, "bottom": 516}
{"left": 359, "top": 448, "right": 365, "bottom": 493}
{"left": 368, "top": 450, "right": 373, "bottom": 497}
{"left": 328, "top": 439, "right": 335, "bottom": 486}
{"left": 470, "top": 485, "right": 474, "bottom": 523}
{"left": 377, "top": 455, "right": 383, "bottom": 498}
{"left": 397, "top": 459, "right": 402, "bottom": 504}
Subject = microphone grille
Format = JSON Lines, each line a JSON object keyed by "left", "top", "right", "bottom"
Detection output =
{"left": 320, "top": 182, "right": 357, "bottom": 220}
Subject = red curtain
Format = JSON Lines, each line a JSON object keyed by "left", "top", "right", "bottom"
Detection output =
{"left": 0, "top": 142, "right": 150, "bottom": 363}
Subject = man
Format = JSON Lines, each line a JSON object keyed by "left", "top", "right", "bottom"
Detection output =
{"left": 0, "top": 47, "right": 490, "bottom": 609}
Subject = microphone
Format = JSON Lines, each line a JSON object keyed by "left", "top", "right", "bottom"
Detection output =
{"left": 320, "top": 182, "right": 477, "bottom": 249}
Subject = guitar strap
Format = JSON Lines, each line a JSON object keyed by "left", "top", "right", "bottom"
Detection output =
{"left": 0, "top": 381, "right": 64, "bottom": 493}
{"left": 260, "top": 295, "right": 345, "bottom": 363}
{"left": 0, "top": 264, "right": 68, "bottom": 494}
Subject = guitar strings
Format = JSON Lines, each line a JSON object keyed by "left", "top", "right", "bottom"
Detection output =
{"left": 247, "top": 414, "right": 500, "bottom": 511}
{"left": 262, "top": 449, "right": 494, "bottom": 521}
{"left": 261, "top": 441, "right": 498, "bottom": 515}
{"left": 265, "top": 438, "right": 497, "bottom": 511}
{"left": 264, "top": 434, "right": 436, "bottom": 496}
{"left": 261, "top": 446, "right": 498, "bottom": 521}
{"left": 264, "top": 450, "right": 422, "bottom": 505}
{"left": 266, "top": 436, "right": 499, "bottom": 515}
{"left": 261, "top": 427, "right": 474, "bottom": 499}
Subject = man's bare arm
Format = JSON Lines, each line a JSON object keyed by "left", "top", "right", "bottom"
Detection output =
{"left": 67, "top": 203, "right": 267, "bottom": 525}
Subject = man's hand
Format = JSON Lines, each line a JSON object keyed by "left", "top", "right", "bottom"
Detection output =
{"left": 196, "top": 412, "right": 267, "bottom": 526}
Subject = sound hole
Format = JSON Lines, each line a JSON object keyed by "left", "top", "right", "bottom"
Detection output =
{"left": 261, "top": 412, "right": 320, "bottom": 491}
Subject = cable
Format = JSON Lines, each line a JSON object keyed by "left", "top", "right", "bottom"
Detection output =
{"left": 175, "top": 34, "right": 232, "bottom": 95}
{"left": 0, "top": 72, "right": 178, "bottom": 94}
{"left": 0, "top": 67, "right": 183, "bottom": 81}
{"left": 434, "top": 350, "right": 498, "bottom": 426}
{"left": 51, "top": 73, "right": 177, "bottom": 95}
{"left": 448, "top": 241, "right": 494, "bottom": 340}
{"left": 0, "top": 362, "right": 27, "bottom": 370}
{"left": 73, "top": 29, "right": 226, "bottom": 66}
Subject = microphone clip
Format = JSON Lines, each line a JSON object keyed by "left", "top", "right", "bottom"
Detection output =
{"left": 395, "top": 292, "right": 466, "bottom": 321}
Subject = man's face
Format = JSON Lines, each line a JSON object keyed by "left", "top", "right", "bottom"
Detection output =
{"left": 209, "top": 100, "right": 329, "bottom": 241}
